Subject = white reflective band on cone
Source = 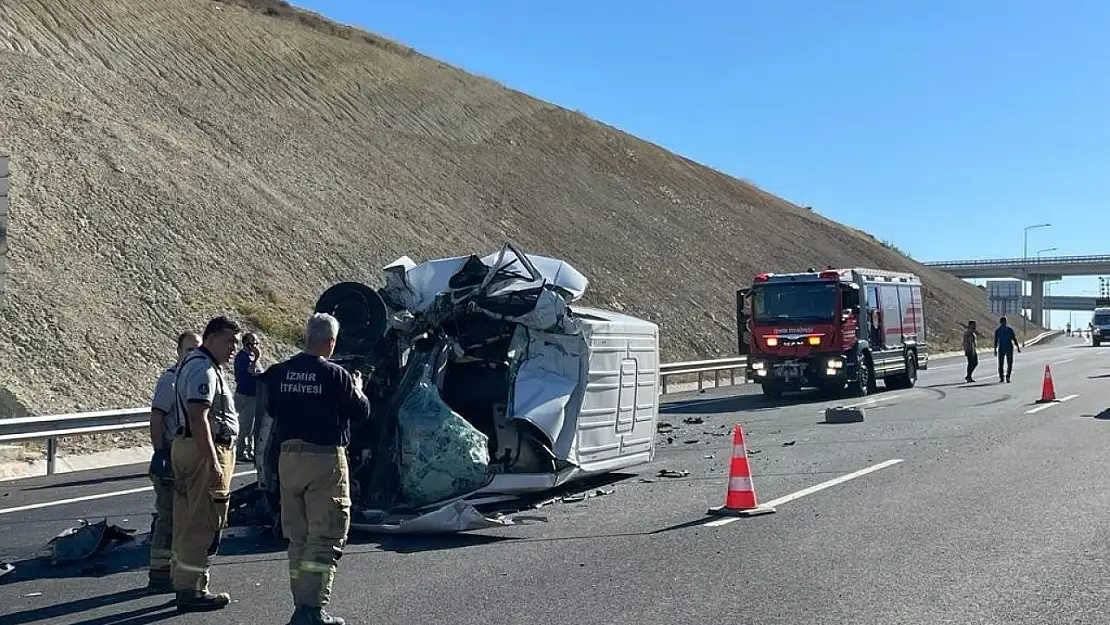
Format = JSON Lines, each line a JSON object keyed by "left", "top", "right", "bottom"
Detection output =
{"left": 729, "top": 476, "right": 753, "bottom": 492}
{"left": 731, "top": 444, "right": 747, "bottom": 458}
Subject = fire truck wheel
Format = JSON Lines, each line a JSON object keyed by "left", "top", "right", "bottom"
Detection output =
{"left": 850, "top": 355, "right": 872, "bottom": 397}
{"left": 760, "top": 382, "right": 783, "bottom": 399}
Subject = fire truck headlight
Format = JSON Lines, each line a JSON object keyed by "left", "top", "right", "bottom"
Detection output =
{"left": 752, "top": 361, "right": 765, "bottom": 370}
{"left": 765, "top": 337, "right": 779, "bottom": 347}
{"left": 827, "top": 359, "right": 843, "bottom": 369}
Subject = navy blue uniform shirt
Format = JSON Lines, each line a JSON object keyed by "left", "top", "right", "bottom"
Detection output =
{"left": 262, "top": 352, "right": 371, "bottom": 447}
{"left": 234, "top": 350, "right": 258, "bottom": 396}
{"left": 994, "top": 325, "right": 1018, "bottom": 352}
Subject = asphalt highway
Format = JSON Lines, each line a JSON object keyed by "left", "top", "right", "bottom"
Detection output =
{"left": 2, "top": 336, "right": 1108, "bottom": 625}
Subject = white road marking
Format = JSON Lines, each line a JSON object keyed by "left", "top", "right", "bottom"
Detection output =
{"left": 704, "top": 458, "right": 904, "bottom": 527}
{"left": 1053, "top": 358, "right": 1075, "bottom": 365}
{"left": 0, "top": 470, "right": 257, "bottom": 516}
{"left": 1024, "top": 394, "right": 1079, "bottom": 414}
{"left": 841, "top": 394, "right": 902, "bottom": 409}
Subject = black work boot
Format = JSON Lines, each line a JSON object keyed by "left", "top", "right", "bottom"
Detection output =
{"left": 175, "top": 590, "right": 231, "bottom": 612}
{"left": 289, "top": 604, "right": 346, "bottom": 625}
{"left": 146, "top": 570, "right": 174, "bottom": 594}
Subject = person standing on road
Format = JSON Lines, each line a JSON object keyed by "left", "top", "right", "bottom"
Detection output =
{"left": 233, "top": 332, "right": 264, "bottom": 462}
{"left": 170, "top": 315, "right": 242, "bottom": 612}
{"left": 261, "top": 312, "right": 371, "bottom": 625}
{"left": 146, "top": 330, "right": 201, "bottom": 593}
{"left": 963, "top": 320, "right": 980, "bottom": 383}
{"left": 993, "top": 316, "right": 1021, "bottom": 383}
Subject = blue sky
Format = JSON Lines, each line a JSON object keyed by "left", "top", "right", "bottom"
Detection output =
{"left": 296, "top": 0, "right": 1108, "bottom": 328}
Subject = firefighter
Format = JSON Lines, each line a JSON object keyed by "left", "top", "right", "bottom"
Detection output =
{"left": 170, "top": 315, "right": 242, "bottom": 612}
{"left": 261, "top": 312, "right": 371, "bottom": 625}
{"left": 146, "top": 330, "right": 200, "bottom": 593}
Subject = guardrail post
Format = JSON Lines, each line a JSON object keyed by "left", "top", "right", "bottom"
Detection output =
{"left": 730, "top": 369, "right": 735, "bottom": 385}
{"left": 661, "top": 376, "right": 668, "bottom": 395}
{"left": 46, "top": 437, "right": 57, "bottom": 476}
{"left": 697, "top": 372, "right": 704, "bottom": 391}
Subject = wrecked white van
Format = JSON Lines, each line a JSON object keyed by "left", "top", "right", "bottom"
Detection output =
{"left": 235, "top": 243, "right": 661, "bottom": 533}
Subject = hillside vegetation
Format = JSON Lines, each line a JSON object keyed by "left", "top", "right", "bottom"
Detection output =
{"left": 0, "top": 0, "right": 1037, "bottom": 418}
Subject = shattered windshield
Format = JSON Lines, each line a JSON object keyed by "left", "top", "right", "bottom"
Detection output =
{"left": 753, "top": 282, "right": 838, "bottom": 323}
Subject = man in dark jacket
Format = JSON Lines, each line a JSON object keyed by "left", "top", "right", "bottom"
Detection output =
{"left": 993, "top": 316, "right": 1021, "bottom": 383}
{"left": 962, "top": 320, "right": 980, "bottom": 383}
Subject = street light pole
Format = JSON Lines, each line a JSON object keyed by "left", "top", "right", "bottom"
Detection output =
{"left": 1037, "top": 247, "right": 1057, "bottom": 328}
{"left": 1022, "top": 223, "right": 1051, "bottom": 337}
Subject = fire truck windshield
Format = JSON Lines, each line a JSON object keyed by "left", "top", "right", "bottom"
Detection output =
{"left": 753, "top": 282, "right": 838, "bottom": 323}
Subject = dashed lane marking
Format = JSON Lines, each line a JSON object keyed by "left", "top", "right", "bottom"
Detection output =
{"left": 1024, "top": 394, "right": 1079, "bottom": 414}
{"left": 841, "top": 394, "right": 903, "bottom": 409}
{"left": 0, "top": 470, "right": 257, "bottom": 516}
{"left": 704, "top": 458, "right": 905, "bottom": 527}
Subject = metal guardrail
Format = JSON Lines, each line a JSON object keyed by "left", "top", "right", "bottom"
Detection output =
{"left": 924, "top": 254, "right": 1110, "bottom": 268}
{"left": 0, "top": 330, "right": 1064, "bottom": 475}
{"left": 658, "top": 357, "right": 748, "bottom": 395}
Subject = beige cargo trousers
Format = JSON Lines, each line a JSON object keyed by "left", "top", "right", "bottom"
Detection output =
{"left": 171, "top": 437, "right": 237, "bottom": 593}
{"left": 279, "top": 440, "right": 352, "bottom": 608}
{"left": 148, "top": 470, "right": 175, "bottom": 580}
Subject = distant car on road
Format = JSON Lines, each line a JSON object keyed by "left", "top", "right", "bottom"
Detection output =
{"left": 1091, "top": 306, "right": 1110, "bottom": 347}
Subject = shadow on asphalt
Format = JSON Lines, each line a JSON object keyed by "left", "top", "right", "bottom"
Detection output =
{"left": 1086, "top": 408, "right": 1110, "bottom": 420}
{"left": 661, "top": 388, "right": 901, "bottom": 416}
{"left": 0, "top": 587, "right": 177, "bottom": 625}
{"left": 20, "top": 472, "right": 148, "bottom": 492}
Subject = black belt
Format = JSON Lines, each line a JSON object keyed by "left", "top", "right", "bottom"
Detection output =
{"left": 178, "top": 428, "right": 233, "bottom": 446}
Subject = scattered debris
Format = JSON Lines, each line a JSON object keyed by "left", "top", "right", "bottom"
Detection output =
{"left": 531, "top": 488, "right": 614, "bottom": 509}
{"left": 24, "top": 591, "right": 42, "bottom": 598}
{"left": 47, "top": 519, "right": 136, "bottom": 565}
{"left": 825, "top": 406, "right": 866, "bottom": 424}
{"left": 657, "top": 469, "right": 689, "bottom": 479}
{"left": 683, "top": 439, "right": 699, "bottom": 444}
{"left": 703, "top": 454, "right": 715, "bottom": 459}
{"left": 782, "top": 440, "right": 796, "bottom": 447}
{"left": 657, "top": 421, "right": 674, "bottom": 433}
{"left": 681, "top": 417, "right": 704, "bottom": 425}
{"left": 748, "top": 449, "right": 762, "bottom": 455}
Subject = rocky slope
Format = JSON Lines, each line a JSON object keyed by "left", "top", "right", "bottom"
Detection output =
{"left": 0, "top": 0, "right": 1036, "bottom": 417}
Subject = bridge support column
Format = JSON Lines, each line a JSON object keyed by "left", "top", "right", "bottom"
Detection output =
{"left": 1030, "top": 275, "right": 1046, "bottom": 328}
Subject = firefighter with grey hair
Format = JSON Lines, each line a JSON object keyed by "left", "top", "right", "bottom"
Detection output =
{"left": 259, "top": 312, "right": 371, "bottom": 625}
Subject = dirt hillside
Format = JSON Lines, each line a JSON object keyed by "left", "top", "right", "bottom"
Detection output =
{"left": 0, "top": 0, "right": 1038, "bottom": 418}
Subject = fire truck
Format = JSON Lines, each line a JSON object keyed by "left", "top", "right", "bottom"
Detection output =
{"left": 736, "top": 267, "right": 930, "bottom": 399}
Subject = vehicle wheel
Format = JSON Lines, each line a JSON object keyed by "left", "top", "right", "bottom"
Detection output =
{"left": 850, "top": 356, "right": 871, "bottom": 397}
{"left": 896, "top": 353, "right": 918, "bottom": 388}
{"left": 761, "top": 382, "right": 783, "bottom": 399}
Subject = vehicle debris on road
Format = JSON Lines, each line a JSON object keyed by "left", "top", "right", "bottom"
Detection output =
{"left": 47, "top": 519, "right": 136, "bottom": 565}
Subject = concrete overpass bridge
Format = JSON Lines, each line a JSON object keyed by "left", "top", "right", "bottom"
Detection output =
{"left": 924, "top": 254, "right": 1110, "bottom": 325}
{"left": 1020, "top": 295, "right": 1100, "bottom": 311}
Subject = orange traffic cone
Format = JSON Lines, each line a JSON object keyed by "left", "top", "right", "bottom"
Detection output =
{"left": 1035, "top": 364, "right": 1058, "bottom": 404}
{"left": 708, "top": 424, "right": 776, "bottom": 518}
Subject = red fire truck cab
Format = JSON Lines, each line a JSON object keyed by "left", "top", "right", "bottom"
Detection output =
{"left": 737, "top": 267, "right": 930, "bottom": 399}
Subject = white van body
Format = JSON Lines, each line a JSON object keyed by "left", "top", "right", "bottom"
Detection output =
{"left": 459, "top": 306, "right": 661, "bottom": 501}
